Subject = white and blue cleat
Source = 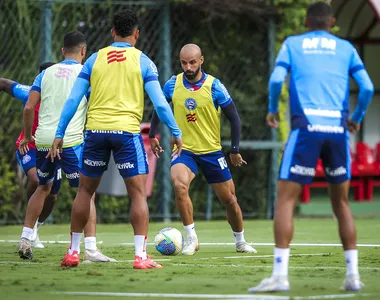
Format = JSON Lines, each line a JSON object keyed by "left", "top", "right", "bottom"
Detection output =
{"left": 248, "top": 276, "right": 290, "bottom": 293}
{"left": 341, "top": 274, "right": 364, "bottom": 291}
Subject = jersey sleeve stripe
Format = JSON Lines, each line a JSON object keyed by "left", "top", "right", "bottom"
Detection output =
{"left": 78, "top": 72, "right": 90, "bottom": 81}
{"left": 144, "top": 75, "right": 158, "bottom": 84}
{"left": 275, "top": 61, "right": 291, "bottom": 71}
{"left": 31, "top": 86, "right": 41, "bottom": 93}
{"left": 349, "top": 65, "right": 364, "bottom": 76}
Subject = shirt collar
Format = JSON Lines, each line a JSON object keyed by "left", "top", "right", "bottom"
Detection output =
{"left": 60, "top": 59, "right": 80, "bottom": 65}
{"left": 111, "top": 42, "right": 133, "bottom": 48}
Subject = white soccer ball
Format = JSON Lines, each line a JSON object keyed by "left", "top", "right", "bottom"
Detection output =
{"left": 154, "top": 227, "right": 184, "bottom": 256}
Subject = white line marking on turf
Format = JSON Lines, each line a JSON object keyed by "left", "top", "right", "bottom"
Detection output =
{"left": 1, "top": 240, "right": 379, "bottom": 247}
{"left": 56, "top": 292, "right": 371, "bottom": 299}
{"left": 205, "top": 253, "right": 330, "bottom": 260}
{"left": 173, "top": 263, "right": 380, "bottom": 271}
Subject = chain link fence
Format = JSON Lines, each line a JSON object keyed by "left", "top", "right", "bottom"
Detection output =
{"left": 0, "top": 0, "right": 273, "bottom": 224}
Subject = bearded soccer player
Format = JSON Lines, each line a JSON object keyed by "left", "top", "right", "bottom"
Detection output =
{"left": 0, "top": 62, "right": 60, "bottom": 249}
{"left": 51, "top": 10, "right": 182, "bottom": 268}
{"left": 249, "top": 1, "right": 374, "bottom": 293}
{"left": 18, "top": 31, "right": 115, "bottom": 263}
{"left": 149, "top": 44, "right": 257, "bottom": 255}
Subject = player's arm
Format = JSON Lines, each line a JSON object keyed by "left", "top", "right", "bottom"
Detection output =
{"left": 0, "top": 78, "right": 15, "bottom": 95}
{"left": 213, "top": 79, "right": 246, "bottom": 167}
{"left": 267, "top": 40, "right": 290, "bottom": 128}
{"left": 349, "top": 49, "right": 374, "bottom": 126}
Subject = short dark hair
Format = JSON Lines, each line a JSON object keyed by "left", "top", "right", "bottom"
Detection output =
{"left": 39, "top": 61, "right": 55, "bottom": 73}
{"left": 307, "top": 1, "right": 333, "bottom": 30}
{"left": 113, "top": 10, "right": 138, "bottom": 38}
{"left": 63, "top": 30, "right": 86, "bottom": 53}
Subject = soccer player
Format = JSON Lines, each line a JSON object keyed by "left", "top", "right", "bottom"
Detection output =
{"left": 0, "top": 62, "right": 61, "bottom": 249}
{"left": 249, "top": 2, "right": 374, "bottom": 292}
{"left": 18, "top": 31, "right": 115, "bottom": 263}
{"left": 51, "top": 10, "right": 182, "bottom": 268}
{"left": 149, "top": 44, "right": 257, "bottom": 255}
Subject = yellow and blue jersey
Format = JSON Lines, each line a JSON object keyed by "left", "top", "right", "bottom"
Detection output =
{"left": 163, "top": 71, "right": 232, "bottom": 154}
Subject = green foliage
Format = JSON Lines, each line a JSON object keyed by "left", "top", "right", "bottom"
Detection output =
{"left": 0, "top": 157, "right": 17, "bottom": 223}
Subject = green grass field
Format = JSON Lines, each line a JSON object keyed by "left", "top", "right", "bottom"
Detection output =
{"left": 0, "top": 219, "right": 379, "bottom": 300}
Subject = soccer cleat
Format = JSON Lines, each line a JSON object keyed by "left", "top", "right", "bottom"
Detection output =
{"left": 182, "top": 236, "right": 200, "bottom": 255}
{"left": 133, "top": 255, "right": 163, "bottom": 269}
{"left": 248, "top": 276, "right": 290, "bottom": 293}
{"left": 61, "top": 250, "right": 80, "bottom": 267}
{"left": 236, "top": 242, "right": 257, "bottom": 253}
{"left": 341, "top": 274, "right": 364, "bottom": 291}
{"left": 18, "top": 237, "right": 33, "bottom": 260}
{"left": 84, "top": 249, "right": 117, "bottom": 263}
{"left": 31, "top": 234, "right": 44, "bottom": 249}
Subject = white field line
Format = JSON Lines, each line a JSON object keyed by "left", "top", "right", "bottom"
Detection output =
{"left": 1, "top": 240, "right": 379, "bottom": 247}
{"left": 173, "top": 263, "right": 380, "bottom": 271}
{"left": 55, "top": 291, "right": 372, "bottom": 299}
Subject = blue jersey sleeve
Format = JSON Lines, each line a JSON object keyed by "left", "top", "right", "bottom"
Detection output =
{"left": 78, "top": 52, "right": 98, "bottom": 81}
{"left": 275, "top": 39, "right": 291, "bottom": 71}
{"left": 31, "top": 70, "right": 46, "bottom": 93}
{"left": 140, "top": 53, "right": 159, "bottom": 84}
{"left": 163, "top": 76, "right": 176, "bottom": 101}
{"left": 349, "top": 47, "right": 365, "bottom": 76}
{"left": 351, "top": 69, "right": 374, "bottom": 123}
{"left": 11, "top": 83, "right": 31, "bottom": 105}
{"left": 212, "top": 79, "right": 232, "bottom": 108}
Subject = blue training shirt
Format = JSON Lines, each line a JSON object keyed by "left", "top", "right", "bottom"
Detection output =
{"left": 269, "top": 30, "right": 374, "bottom": 129}
{"left": 11, "top": 83, "right": 31, "bottom": 106}
{"left": 163, "top": 71, "right": 232, "bottom": 109}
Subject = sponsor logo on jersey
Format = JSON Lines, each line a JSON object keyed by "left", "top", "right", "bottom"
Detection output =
{"left": 186, "top": 113, "right": 197, "bottom": 123}
{"left": 107, "top": 50, "right": 126, "bottom": 64}
{"left": 290, "top": 165, "right": 315, "bottom": 176}
{"left": 304, "top": 108, "right": 341, "bottom": 118}
{"left": 307, "top": 124, "right": 344, "bottom": 134}
{"left": 55, "top": 67, "right": 74, "bottom": 79}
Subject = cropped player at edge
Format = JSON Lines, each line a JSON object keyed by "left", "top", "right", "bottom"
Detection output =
{"left": 249, "top": 1, "right": 374, "bottom": 293}
{"left": 51, "top": 10, "right": 183, "bottom": 269}
{"left": 149, "top": 44, "right": 257, "bottom": 255}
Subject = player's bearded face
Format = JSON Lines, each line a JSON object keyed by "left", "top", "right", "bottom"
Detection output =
{"left": 184, "top": 66, "right": 201, "bottom": 80}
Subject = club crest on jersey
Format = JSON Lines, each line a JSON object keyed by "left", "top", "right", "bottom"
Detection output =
{"left": 22, "top": 154, "right": 31, "bottom": 164}
{"left": 184, "top": 98, "right": 197, "bottom": 110}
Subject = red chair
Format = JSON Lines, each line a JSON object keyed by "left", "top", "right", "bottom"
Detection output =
{"left": 356, "top": 142, "right": 375, "bottom": 176}
{"left": 364, "top": 142, "right": 380, "bottom": 200}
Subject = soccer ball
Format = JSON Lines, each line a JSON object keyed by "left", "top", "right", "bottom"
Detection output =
{"left": 154, "top": 227, "right": 184, "bottom": 256}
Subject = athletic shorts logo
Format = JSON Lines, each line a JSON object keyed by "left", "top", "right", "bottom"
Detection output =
{"left": 22, "top": 154, "right": 31, "bottom": 164}
{"left": 56, "top": 168, "right": 62, "bottom": 180}
{"left": 325, "top": 167, "right": 347, "bottom": 177}
{"left": 185, "top": 98, "right": 197, "bottom": 110}
{"left": 116, "top": 162, "right": 135, "bottom": 169}
{"left": 37, "top": 169, "right": 49, "bottom": 178}
{"left": 66, "top": 172, "right": 79, "bottom": 179}
{"left": 84, "top": 159, "right": 107, "bottom": 167}
{"left": 218, "top": 157, "right": 228, "bottom": 170}
{"left": 290, "top": 165, "right": 315, "bottom": 176}
{"left": 90, "top": 130, "right": 123, "bottom": 134}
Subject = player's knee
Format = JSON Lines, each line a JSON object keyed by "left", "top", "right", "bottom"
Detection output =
{"left": 38, "top": 184, "right": 52, "bottom": 195}
{"left": 220, "top": 191, "right": 238, "bottom": 207}
{"left": 173, "top": 180, "right": 189, "bottom": 197}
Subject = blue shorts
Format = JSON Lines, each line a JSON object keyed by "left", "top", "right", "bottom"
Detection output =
{"left": 17, "top": 148, "right": 62, "bottom": 194}
{"left": 279, "top": 127, "right": 350, "bottom": 184}
{"left": 16, "top": 148, "right": 36, "bottom": 174}
{"left": 80, "top": 130, "right": 148, "bottom": 178}
{"left": 171, "top": 150, "right": 232, "bottom": 184}
{"left": 36, "top": 145, "right": 82, "bottom": 188}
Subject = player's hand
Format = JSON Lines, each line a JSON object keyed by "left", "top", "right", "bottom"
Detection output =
{"left": 150, "top": 138, "right": 164, "bottom": 158}
{"left": 266, "top": 112, "right": 280, "bottom": 128}
{"left": 229, "top": 153, "right": 247, "bottom": 167}
{"left": 348, "top": 119, "right": 361, "bottom": 134}
{"left": 48, "top": 138, "right": 63, "bottom": 162}
{"left": 19, "top": 136, "right": 35, "bottom": 155}
{"left": 171, "top": 137, "right": 183, "bottom": 158}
